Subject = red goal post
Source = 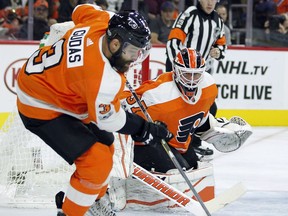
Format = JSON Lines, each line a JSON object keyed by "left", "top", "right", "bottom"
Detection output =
{"left": 138, "top": 44, "right": 167, "bottom": 85}
{"left": 141, "top": 54, "right": 150, "bottom": 82}
{"left": 126, "top": 54, "right": 151, "bottom": 88}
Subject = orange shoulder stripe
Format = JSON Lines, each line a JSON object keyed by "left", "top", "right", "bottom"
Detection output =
{"left": 168, "top": 28, "right": 186, "bottom": 43}
{"left": 215, "top": 35, "right": 226, "bottom": 46}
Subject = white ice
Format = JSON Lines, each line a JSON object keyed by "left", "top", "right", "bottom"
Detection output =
{"left": 0, "top": 127, "right": 287, "bottom": 216}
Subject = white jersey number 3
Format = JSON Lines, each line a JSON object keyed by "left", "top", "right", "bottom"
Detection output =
{"left": 25, "top": 39, "right": 64, "bottom": 74}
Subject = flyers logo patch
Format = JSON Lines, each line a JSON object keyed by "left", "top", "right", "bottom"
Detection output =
{"left": 176, "top": 112, "right": 204, "bottom": 143}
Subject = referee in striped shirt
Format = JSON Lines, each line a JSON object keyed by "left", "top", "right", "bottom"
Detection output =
{"left": 166, "top": 0, "right": 227, "bottom": 158}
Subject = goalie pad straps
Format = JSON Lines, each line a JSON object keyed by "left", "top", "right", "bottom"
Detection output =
{"left": 199, "top": 115, "right": 252, "bottom": 153}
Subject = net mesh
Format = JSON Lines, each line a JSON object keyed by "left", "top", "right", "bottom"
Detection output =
{"left": 0, "top": 111, "right": 74, "bottom": 208}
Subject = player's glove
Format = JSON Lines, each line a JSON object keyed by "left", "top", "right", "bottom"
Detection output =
{"left": 132, "top": 121, "right": 173, "bottom": 146}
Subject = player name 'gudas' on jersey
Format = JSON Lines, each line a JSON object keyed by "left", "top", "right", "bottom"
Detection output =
{"left": 16, "top": 4, "right": 128, "bottom": 132}
{"left": 120, "top": 72, "right": 217, "bottom": 153}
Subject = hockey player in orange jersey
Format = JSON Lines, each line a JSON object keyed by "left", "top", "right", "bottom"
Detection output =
{"left": 16, "top": 4, "right": 173, "bottom": 216}
{"left": 120, "top": 47, "right": 252, "bottom": 173}
{"left": 166, "top": 0, "right": 228, "bottom": 159}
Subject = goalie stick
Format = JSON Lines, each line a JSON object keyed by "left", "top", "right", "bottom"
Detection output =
{"left": 132, "top": 162, "right": 247, "bottom": 215}
{"left": 132, "top": 162, "right": 205, "bottom": 215}
{"left": 55, "top": 163, "right": 246, "bottom": 215}
{"left": 125, "top": 80, "right": 211, "bottom": 216}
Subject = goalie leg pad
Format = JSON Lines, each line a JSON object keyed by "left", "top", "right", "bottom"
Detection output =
{"left": 110, "top": 133, "right": 134, "bottom": 179}
{"left": 124, "top": 162, "right": 215, "bottom": 212}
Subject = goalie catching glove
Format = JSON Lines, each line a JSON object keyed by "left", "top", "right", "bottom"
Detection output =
{"left": 196, "top": 114, "right": 252, "bottom": 153}
{"left": 132, "top": 121, "right": 173, "bottom": 146}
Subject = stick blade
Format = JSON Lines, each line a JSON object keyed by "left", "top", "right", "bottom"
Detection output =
{"left": 206, "top": 182, "right": 247, "bottom": 213}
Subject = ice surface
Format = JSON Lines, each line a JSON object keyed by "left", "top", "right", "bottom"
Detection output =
{"left": 0, "top": 127, "right": 287, "bottom": 216}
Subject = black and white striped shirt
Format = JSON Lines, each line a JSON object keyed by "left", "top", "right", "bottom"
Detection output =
{"left": 166, "top": 5, "right": 227, "bottom": 71}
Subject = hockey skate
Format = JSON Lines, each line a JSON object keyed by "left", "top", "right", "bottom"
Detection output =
{"left": 55, "top": 191, "right": 116, "bottom": 216}
{"left": 85, "top": 192, "right": 116, "bottom": 216}
{"left": 57, "top": 212, "right": 66, "bottom": 216}
{"left": 190, "top": 134, "right": 213, "bottom": 161}
{"left": 55, "top": 191, "right": 66, "bottom": 216}
{"left": 194, "top": 146, "right": 214, "bottom": 162}
{"left": 109, "top": 177, "right": 126, "bottom": 211}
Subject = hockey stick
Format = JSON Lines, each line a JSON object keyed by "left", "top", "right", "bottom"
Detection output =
{"left": 125, "top": 80, "right": 211, "bottom": 216}
{"left": 132, "top": 162, "right": 206, "bottom": 215}
{"left": 132, "top": 162, "right": 247, "bottom": 215}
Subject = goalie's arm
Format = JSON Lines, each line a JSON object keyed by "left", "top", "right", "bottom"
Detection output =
{"left": 194, "top": 114, "right": 212, "bottom": 135}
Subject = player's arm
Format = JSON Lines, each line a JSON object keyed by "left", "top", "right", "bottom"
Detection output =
{"left": 118, "top": 84, "right": 173, "bottom": 145}
{"left": 166, "top": 29, "right": 184, "bottom": 65}
{"left": 210, "top": 37, "right": 226, "bottom": 60}
{"left": 72, "top": 3, "right": 114, "bottom": 25}
{"left": 41, "top": 4, "right": 114, "bottom": 47}
{"left": 118, "top": 110, "right": 173, "bottom": 146}
{"left": 120, "top": 92, "right": 146, "bottom": 118}
{"left": 42, "top": 21, "right": 75, "bottom": 47}
{"left": 195, "top": 113, "right": 252, "bottom": 153}
{"left": 210, "top": 20, "right": 227, "bottom": 60}
{"left": 94, "top": 87, "right": 172, "bottom": 146}
{"left": 166, "top": 8, "right": 194, "bottom": 65}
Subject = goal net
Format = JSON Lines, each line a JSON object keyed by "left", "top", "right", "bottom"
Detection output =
{"left": 0, "top": 111, "right": 74, "bottom": 208}
{"left": 0, "top": 60, "right": 149, "bottom": 208}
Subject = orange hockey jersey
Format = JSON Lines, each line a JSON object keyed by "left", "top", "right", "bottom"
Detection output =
{"left": 16, "top": 4, "right": 128, "bottom": 132}
{"left": 120, "top": 72, "right": 218, "bottom": 153}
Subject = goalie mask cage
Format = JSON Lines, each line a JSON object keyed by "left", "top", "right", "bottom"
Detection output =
{"left": 0, "top": 58, "right": 150, "bottom": 208}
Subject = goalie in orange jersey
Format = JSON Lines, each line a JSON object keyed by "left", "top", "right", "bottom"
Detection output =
{"left": 120, "top": 47, "right": 252, "bottom": 174}
{"left": 16, "top": 4, "right": 173, "bottom": 216}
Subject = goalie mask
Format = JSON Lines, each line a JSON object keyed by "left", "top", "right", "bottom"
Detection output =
{"left": 107, "top": 10, "right": 151, "bottom": 69}
{"left": 173, "top": 48, "right": 206, "bottom": 104}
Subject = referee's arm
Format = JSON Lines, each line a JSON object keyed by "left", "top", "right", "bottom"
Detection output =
{"left": 211, "top": 26, "right": 227, "bottom": 60}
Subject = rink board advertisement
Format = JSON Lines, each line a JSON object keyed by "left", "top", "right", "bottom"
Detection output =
{"left": 0, "top": 41, "right": 39, "bottom": 127}
{"left": 0, "top": 41, "right": 287, "bottom": 126}
{"left": 141, "top": 46, "right": 288, "bottom": 126}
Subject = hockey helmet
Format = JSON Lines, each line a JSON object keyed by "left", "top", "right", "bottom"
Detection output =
{"left": 107, "top": 10, "right": 151, "bottom": 48}
{"left": 107, "top": 10, "right": 151, "bottom": 65}
{"left": 173, "top": 48, "right": 206, "bottom": 103}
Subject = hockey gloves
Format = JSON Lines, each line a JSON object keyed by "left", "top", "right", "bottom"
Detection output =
{"left": 132, "top": 121, "right": 173, "bottom": 146}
